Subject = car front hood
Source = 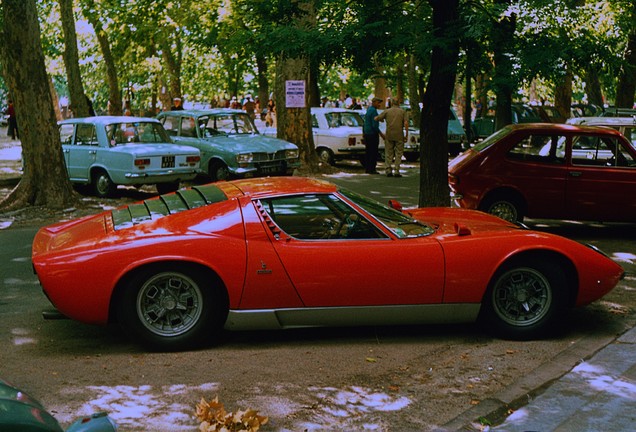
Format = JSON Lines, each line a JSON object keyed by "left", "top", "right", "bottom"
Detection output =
{"left": 203, "top": 134, "right": 297, "bottom": 152}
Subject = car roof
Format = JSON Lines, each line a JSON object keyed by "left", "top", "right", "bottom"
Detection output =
{"left": 567, "top": 116, "right": 636, "bottom": 127}
{"left": 504, "top": 122, "right": 626, "bottom": 137}
{"left": 160, "top": 108, "right": 245, "bottom": 116}
{"left": 59, "top": 115, "right": 160, "bottom": 125}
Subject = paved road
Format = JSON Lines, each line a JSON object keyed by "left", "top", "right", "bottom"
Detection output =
{"left": 1, "top": 162, "right": 635, "bottom": 431}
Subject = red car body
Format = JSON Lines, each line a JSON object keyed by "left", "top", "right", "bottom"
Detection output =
{"left": 449, "top": 123, "right": 636, "bottom": 223}
{"left": 32, "top": 177, "right": 624, "bottom": 350}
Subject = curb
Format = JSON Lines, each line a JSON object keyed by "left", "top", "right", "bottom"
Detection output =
{"left": 437, "top": 321, "right": 633, "bottom": 431}
{"left": 0, "top": 176, "right": 20, "bottom": 187}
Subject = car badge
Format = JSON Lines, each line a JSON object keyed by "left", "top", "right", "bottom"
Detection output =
{"left": 257, "top": 260, "right": 272, "bottom": 275}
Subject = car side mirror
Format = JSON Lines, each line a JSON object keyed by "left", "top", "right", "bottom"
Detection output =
{"left": 388, "top": 199, "right": 403, "bottom": 212}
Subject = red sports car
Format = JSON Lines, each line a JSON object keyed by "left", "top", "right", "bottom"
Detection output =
{"left": 32, "top": 177, "right": 624, "bottom": 350}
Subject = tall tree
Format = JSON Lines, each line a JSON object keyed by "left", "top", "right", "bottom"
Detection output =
{"left": 419, "top": 0, "right": 460, "bottom": 207}
{"left": 0, "top": 0, "right": 76, "bottom": 211}
{"left": 59, "top": 0, "right": 90, "bottom": 117}
{"left": 615, "top": 1, "right": 636, "bottom": 108}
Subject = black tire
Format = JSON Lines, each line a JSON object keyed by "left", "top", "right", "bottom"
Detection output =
{"left": 156, "top": 181, "right": 180, "bottom": 195}
{"left": 116, "top": 266, "right": 227, "bottom": 351}
{"left": 92, "top": 169, "right": 116, "bottom": 198}
{"left": 481, "top": 195, "right": 524, "bottom": 223}
{"left": 316, "top": 148, "right": 335, "bottom": 165}
{"left": 481, "top": 258, "right": 567, "bottom": 340}
{"left": 209, "top": 159, "right": 230, "bottom": 182}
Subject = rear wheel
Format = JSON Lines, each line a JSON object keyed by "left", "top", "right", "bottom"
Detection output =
{"left": 117, "top": 266, "right": 227, "bottom": 351}
{"left": 481, "top": 258, "right": 566, "bottom": 340}
{"left": 92, "top": 169, "right": 116, "bottom": 198}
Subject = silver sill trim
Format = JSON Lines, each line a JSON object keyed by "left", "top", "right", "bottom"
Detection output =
{"left": 224, "top": 304, "right": 480, "bottom": 331}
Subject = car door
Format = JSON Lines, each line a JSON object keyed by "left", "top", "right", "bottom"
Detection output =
{"left": 67, "top": 123, "right": 98, "bottom": 182}
{"left": 566, "top": 134, "right": 636, "bottom": 221}
{"left": 256, "top": 193, "right": 445, "bottom": 307}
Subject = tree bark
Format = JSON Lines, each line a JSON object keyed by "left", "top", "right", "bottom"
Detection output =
{"left": 584, "top": 65, "right": 604, "bottom": 107}
{"left": 275, "top": 55, "right": 319, "bottom": 172}
{"left": 162, "top": 38, "right": 182, "bottom": 100}
{"left": 615, "top": 25, "right": 636, "bottom": 108}
{"left": 59, "top": 0, "right": 90, "bottom": 117}
{"left": 492, "top": 4, "right": 516, "bottom": 130}
{"left": 256, "top": 53, "right": 269, "bottom": 112}
{"left": 407, "top": 53, "right": 421, "bottom": 128}
{"left": 87, "top": 13, "right": 122, "bottom": 115}
{"left": 0, "top": 0, "right": 77, "bottom": 211}
{"left": 419, "top": 0, "right": 460, "bottom": 207}
{"left": 554, "top": 69, "right": 572, "bottom": 122}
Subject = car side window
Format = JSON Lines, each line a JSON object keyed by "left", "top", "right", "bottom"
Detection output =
{"left": 59, "top": 124, "right": 74, "bottom": 145}
{"left": 161, "top": 117, "right": 179, "bottom": 137}
{"left": 74, "top": 124, "right": 98, "bottom": 146}
{"left": 572, "top": 136, "right": 635, "bottom": 167}
{"left": 259, "top": 194, "right": 386, "bottom": 240}
{"left": 180, "top": 117, "right": 197, "bottom": 137}
{"left": 311, "top": 115, "right": 319, "bottom": 128}
{"left": 507, "top": 134, "right": 564, "bottom": 164}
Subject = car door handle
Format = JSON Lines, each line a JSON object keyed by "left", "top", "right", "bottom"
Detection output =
{"left": 569, "top": 171, "right": 582, "bottom": 177}
{"left": 89, "top": 150, "right": 97, "bottom": 155}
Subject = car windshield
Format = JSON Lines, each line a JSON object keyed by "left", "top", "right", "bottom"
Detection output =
{"left": 198, "top": 113, "right": 257, "bottom": 136}
{"left": 324, "top": 112, "right": 364, "bottom": 128}
{"left": 340, "top": 188, "right": 434, "bottom": 238}
{"left": 106, "top": 122, "right": 171, "bottom": 145}
{"left": 473, "top": 127, "right": 513, "bottom": 152}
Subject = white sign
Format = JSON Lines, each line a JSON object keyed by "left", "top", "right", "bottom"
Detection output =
{"left": 285, "top": 80, "right": 306, "bottom": 108}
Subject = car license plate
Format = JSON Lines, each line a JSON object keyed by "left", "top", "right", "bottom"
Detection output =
{"left": 162, "top": 156, "right": 175, "bottom": 168}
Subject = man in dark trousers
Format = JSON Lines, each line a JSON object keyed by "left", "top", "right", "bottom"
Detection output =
{"left": 362, "top": 97, "right": 385, "bottom": 174}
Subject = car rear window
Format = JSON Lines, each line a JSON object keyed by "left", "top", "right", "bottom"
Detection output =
{"left": 110, "top": 184, "right": 227, "bottom": 230}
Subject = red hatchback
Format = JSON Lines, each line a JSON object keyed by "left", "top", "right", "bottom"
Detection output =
{"left": 449, "top": 123, "right": 636, "bottom": 223}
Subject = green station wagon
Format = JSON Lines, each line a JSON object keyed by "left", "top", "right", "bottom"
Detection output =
{"left": 59, "top": 116, "right": 201, "bottom": 197}
{"left": 157, "top": 109, "right": 300, "bottom": 181}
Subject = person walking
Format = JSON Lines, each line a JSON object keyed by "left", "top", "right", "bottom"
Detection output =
{"left": 5, "top": 99, "right": 18, "bottom": 140}
{"left": 363, "top": 97, "right": 385, "bottom": 174}
{"left": 375, "top": 98, "right": 408, "bottom": 177}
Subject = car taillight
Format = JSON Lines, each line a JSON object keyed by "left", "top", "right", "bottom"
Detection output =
{"left": 134, "top": 158, "right": 150, "bottom": 166}
{"left": 186, "top": 155, "right": 200, "bottom": 164}
{"left": 348, "top": 137, "right": 356, "bottom": 146}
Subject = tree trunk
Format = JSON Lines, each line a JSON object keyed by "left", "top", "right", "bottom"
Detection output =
{"left": 584, "top": 65, "right": 604, "bottom": 107}
{"left": 554, "top": 69, "right": 572, "bottom": 122}
{"left": 0, "top": 0, "right": 76, "bottom": 211}
{"left": 407, "top": 53, "right": 421, "bottom": 128}
{"left": 59, "top": 0, "right": 90, "bottom": 117}
{"left": 256, "top": 53, "right": 269, "bottom": 113}
{"left": 492, "top": 4, "right": 516, "bottom": 130}
{"left": 88, "top": 14, "right": 122, "bottom": 115}
{"left": 162, "top": 38, "right": 182, "bottom": 100}
{"left": 275, "top": 55, "right": 319, "bottom": 173}
{"left": 615, "top": 24, "right": 636, "bottom": 108}
{"left": 419, "top": 0, "right": 460, "bottom": 207}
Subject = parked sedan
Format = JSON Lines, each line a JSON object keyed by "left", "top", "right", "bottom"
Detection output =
{"left": 449, "top": 123, "right": 636, "bottom": 223}
{"left": 567, "top": 116, "right": 636, "bottom": 147}
{"left": 59, "top": 116, "right": 200, "bottom": 197}
{"left": 32, "top": 177, "right": 623, "bottom": 351}
{"left": 157, "top": 109, "right": 299, "bottom": 181}
{"left": 472, "top": 103, "right": 542, "bottom": 141}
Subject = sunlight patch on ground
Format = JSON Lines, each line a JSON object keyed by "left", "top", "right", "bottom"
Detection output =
{"left": 573, "top": 362, "right": 636, "bottom": 399}
{"left": 11, "top": 327, "right": 36, "bottom": 345}
{"left": 612, "top": 252, "right": 636, "bottom": 264}
{"left": 0, "top": 219, "right": 13, "bottom": 229}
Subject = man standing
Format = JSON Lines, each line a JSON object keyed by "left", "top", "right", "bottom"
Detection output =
{"left": 363, "top": 97, "right": 385, "bottom": 174}
{"left": 375, "top": 98, "right": 408, "bottom": 177}
{"left": 171, "top": 97, "right": 184, "bottom": 110}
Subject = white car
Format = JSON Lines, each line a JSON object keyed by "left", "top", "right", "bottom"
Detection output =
{"left": 566, "top": 116, "right": 636, "bottom": 147}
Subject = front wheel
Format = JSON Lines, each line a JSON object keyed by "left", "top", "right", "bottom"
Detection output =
{"left": 116, "top": 266, "right": 227, "bottom": 351}
{"left": 481, "top": 195, "right": 524, "bottom": 223}
{"left": 209, "top": 160, "right": 231, "bottom": 182}
{"left": 481, "top": 259, "right": 566, "bottom": 340}
{"left": 316, "top": 148, "right": 335, "bottom": 165}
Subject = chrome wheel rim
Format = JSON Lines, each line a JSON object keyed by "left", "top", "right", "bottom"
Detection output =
{"left": 489, "top": 201, "right": 518, "bottom": 223}
{"left": 492, "top": 267, "right": 552, "bottom": 327}
{"left": 318, "top": 149, "right": 332, "bottom": 164}
{"left": 136, "top": 272, "right": 203, "bottom": 337}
